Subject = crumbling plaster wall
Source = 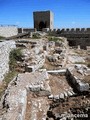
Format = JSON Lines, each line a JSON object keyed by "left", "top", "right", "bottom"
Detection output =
{"left": 0, "top": 40, "right": 16, "bottom": 82}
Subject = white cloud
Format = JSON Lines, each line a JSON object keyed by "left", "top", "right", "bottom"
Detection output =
{"left": 72, "top": 21, "right": 76, "bottom": 25}
{"left": 16, "top": 21, "right": 20, "bottom": 25}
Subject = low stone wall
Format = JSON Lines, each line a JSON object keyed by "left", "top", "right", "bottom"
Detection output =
{"left": 0, "top": 71, "right": 49, "bottom": 120}
{"left": 66, "top": 67, "right": 89, "bottom": 92}
{"left": 0, "top": 40, "right": 16, "bottom": 82}
{"left": 25, "top": 57, "right": 45, "bottom": 72}
{"left": 22, "top": 28, "right": 36, "bottom": 33}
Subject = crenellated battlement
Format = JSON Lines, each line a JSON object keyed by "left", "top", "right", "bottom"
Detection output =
{"left": 49, "top": 28, "right": 90, "bottom": 34}
{"left": 49, "top": 28, "right": 90, "bottom": 49}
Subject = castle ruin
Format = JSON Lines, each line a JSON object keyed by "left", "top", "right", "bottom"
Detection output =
{"left": 33, "top": 10, "right": 54, "bottom": 31}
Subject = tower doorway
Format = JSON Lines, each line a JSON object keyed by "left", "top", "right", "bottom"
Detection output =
{"left": 39, "top": 21, "right": 46, "bottom": 31}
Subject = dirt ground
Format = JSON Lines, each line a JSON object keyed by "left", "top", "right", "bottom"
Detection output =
{"left": 49, "top": 74, "right": 72, "bottom": 95}
{"left": 25, "top": 92, "right": 50, "bottom": 120}
{"left": 49, "top": 94, "right": 90, "bottom": 120}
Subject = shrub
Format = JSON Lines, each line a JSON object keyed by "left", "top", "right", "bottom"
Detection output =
{"left": 0, "top": 71, "right": 18, "bottom": 100}
{"left": 87, "top": 63, "right": 90, "bottom": 68}
{"left": 32, "top": 33, "right": 40, "bottom": 39}
{"left": 48, "top": 36, "right": 63, "bottom": 42}
{"left": 9, "top": 48, "right": 23, "bottom": 71}
{"left": 0, "top": 36, "right": 5, "bottom": 40}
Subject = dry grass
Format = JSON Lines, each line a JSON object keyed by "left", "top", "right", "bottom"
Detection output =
{"left": 0, "top": 71, "right": 18, "bottom": 100}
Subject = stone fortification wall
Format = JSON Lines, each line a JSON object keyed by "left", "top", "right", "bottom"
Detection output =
{"left": 0, "top": 26, "right": 18, "bottom": 37}
{"left": 0, "top": 40, "right": 16, "bottom": 82}
{"left": 22, "top": 28, "right": 36, "bottom": 33}
{"left": 49, "top": 28, "right": 90, "bottom": 34}
{"left": 48, "top": 28, "right": 90, "bottom": 48}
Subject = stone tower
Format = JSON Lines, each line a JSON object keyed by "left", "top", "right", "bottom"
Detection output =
{"left": 33, "top": 10, "right": 54, "bottom": 31}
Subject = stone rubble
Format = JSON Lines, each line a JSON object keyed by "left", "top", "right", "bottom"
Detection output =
{"left": 0, "top": 70, "right": 50, "bottom": 120}
{"left": 66, "top": 65, "right": 90, "bottom": 92}
{"left": 0, "top": 37, "right": 90, "bottom": 120}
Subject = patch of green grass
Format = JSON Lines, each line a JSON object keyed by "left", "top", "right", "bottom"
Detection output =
{"left": 4, "top": 71, "right": 17, "bottom": 86}
{"left": 74, "top": 62, "right": 85, "bottom": 64}
{"left": 47, "top": 32, "right": 55, "bottom": 36}
{"left": 9, "top": 48, "right": 23, "bottom": 71}
{"left": 0, "top": 36, "right": 5, "bottom": 40}
{"left": 32, "top": 33, "right": 40, "bottom": 39}
{"left": 0, "top": 71, "right": 18, "bottom": 100}
{"left": 48, "top": 36, "right": 63, "bottom": 42}
{"left": 0, "top": 48, "right": 22, "bottom": 100}
{"left": 87, "top": 63, "right": 90, "bottom": 68}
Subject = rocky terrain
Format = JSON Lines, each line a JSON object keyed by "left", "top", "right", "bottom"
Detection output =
{"left": 0, "top": 32, "right": 90, "bottom": 120}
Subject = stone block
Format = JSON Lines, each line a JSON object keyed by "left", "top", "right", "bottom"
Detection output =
{"left": 59, "top": 93, "right": 64, "bottom": 99}
{"left": 54, "top": 95, "right": 59, "bottom": 100}
{"left": 64, "top": 92, "right": 68, "bottom": 97}
{"left": 29, "top": 85, "right": 41, "bottom": 92}
{"left": 77, "top": 82, "right": 89, "bottom": 92}
{"left": 48, "top": 94, "right": 54, "bottom": 99}
{"left": 67, "top": 91, "right": 73, "bottom": 96}
{"left": 25, "top": 65, "right": 35, "bottom": 72}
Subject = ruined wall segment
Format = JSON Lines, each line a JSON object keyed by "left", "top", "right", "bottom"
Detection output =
{"left": 0, "top": 40, "right": 16, "bottom": 82}
{"left": 0, "top": 26, "right": 18, "bottom": 37}
{"left": 0, "top": 71, "right": 49, "bottom": 120}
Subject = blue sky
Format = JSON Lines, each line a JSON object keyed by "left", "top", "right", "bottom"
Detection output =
{"left": 0, "top": 0, "right": 90, "bottom": 28}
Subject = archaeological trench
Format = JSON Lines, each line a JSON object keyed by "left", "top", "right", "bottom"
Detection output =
{"left": 0, "top": 32, "right": 90, "bottom": 120}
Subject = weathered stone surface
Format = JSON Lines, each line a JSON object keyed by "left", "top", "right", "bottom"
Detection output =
{"left": 64, "top": 92, "right": 68, "bottom": 97}
{"left": 33, "top": 11, "right": 54, "bottom": 30}
{"left": 66, "top": 65, "right": 90, "bottom": 92}
{"left": 0, "top": 40, "right": 16, "bottom": 82}
{"left": 0, "top": 26, "right": 18, "bottom": 37}
{"left": 77, "top": 82, "right": 89, "bottom": 92}
{"left": 48, "top": 94, "right": 53, "bottom": 99}
{"left": 54, "top": 95, "right": 59, "bottom": 100}
{"left": 67, "top": 91, "right": 73, "bottom": 96}
{"left": 59, "top": 93, "right": 64, "bottom": 99}
{"left": 68, "top": 55, "right": 85, "bottom": 63}
{"left": 0, "top": 71, "right": 50, "bottom": 120}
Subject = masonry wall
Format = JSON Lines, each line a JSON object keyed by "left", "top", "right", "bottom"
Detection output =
{"left": 33, "top": 11, "right": 54, "bottom": 30}
{"left": 0, "top": 40, "right": 16, "bottom": 82}
{"left": 48, "top": 28, "right": 90, "bottom": 48}
{"left": 0, "top": 26, "right": 18, "bottom": 37}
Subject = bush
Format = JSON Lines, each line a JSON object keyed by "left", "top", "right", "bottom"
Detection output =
{"left": 87, "top": 63, "right": 90, "bottom": 68}
{"left": 9, "top": 48, "right": 23, "bottom": 71}
{"left": 0, "top": 49, "right": 21, "bottom": 99}
{"left": 48, "top": 36, "right": 63, "bottom": 42}
{"left": 0, "top": 36, "right": 5, "bottom": 40}
{"left": 32, "top": 33, "right": 40, "bottom": 39}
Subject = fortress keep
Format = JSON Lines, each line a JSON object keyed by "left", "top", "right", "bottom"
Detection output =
{"left": 33, "top": 11, "right": 54, "bottom": 31}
